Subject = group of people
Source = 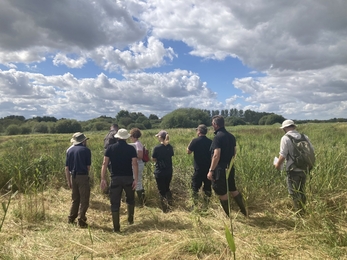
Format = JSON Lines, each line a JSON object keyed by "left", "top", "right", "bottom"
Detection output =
{"left": 65, "top": 116, "right": 314, "bottom": 230}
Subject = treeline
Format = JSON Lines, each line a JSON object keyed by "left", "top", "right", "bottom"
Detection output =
{"left": 1, "top": 108, "right": 346, "bottom": 135}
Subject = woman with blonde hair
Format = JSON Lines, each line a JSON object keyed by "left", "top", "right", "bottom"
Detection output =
{"left": 152, "top": 130, "right": 174, "bottom": 213}
{"left": 129, "top": 128, "right": 146, "bottom": 207}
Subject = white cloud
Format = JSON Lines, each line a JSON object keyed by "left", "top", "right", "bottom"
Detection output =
{"left": 0, "top": 0, "right": 346, "bottom": 121}
{"left": 0, "top": 69, "right": 220, "bottom": 120}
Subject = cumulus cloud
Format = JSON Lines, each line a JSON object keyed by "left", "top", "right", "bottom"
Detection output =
{"left": 0, "top": 0, "right": 346, "bottom": 120}
{"left": 0, "top": 69, "right": 220, "bottom": 120}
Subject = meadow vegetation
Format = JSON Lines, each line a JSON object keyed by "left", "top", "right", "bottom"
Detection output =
{"left": 0, "top": 123, "right": 347, "bottom": 259}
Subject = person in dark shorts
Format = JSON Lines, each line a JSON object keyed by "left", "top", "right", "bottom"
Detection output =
{"left": 65, "top": 132, "right": 91, "bottom": 228}
{"left": 207, "top": 115, "right": 247, "bottom": 217}
{"left": 100, "top": 129, "right": 138, "bottom": 232}
{"left": 152, "top": 130, "right": 174, "bottom": 213}
{"left": 187, "top": 124, "right": 212, "bottom": 208}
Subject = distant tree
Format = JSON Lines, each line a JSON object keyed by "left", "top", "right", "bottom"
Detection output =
{"left": 6, "top": 124, "right": 21, "bottom": 135}
{"left": 259, "top": 114, "right": 285, "bottom": 125}
{"left": 32, "top": 116, "right": 57, "bottom": 122}
{"left": 4, "top": 115, "right": 25, "bottom": 121}
{"left": 116, "top": 110, "right": 130, "bottom": 121}
{"left": 55, "top": 119, "right": 82, "bottom": 133}
{"left": 225, "top": 117, "right": 246, "bottom": 126}
{"left": 128, "top": 123, "right": 146, "bottom": 130}
{"left": 92, "top": 122, "right": 110, "bottom": 131}
{"left": 136, "top": 116, "right": 149, "bottom": 124}
{"left": 119, "top": 117, "right": 133, "bottom": 128}
{"left": 20, "top": 126, "right": 32, "bottom": 135}
{"left": 149, "top": 114, "right": 159, "bottom": 120}
{"left": 142, "top": 119, "right": 152, "bottom": 129}
{"left": 161, "top": 108, "right": 210, "bottom": 128}
{"left": 33, "top": 122, "right": 49, "bottom": 133}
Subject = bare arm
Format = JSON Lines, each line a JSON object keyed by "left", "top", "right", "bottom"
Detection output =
{"left": 137, "top": 149, "right": 143, "bottom": 160}
{"left": 65, "top": 166, "right": 72, "bottom": 189}
{"left": 275, "top": 155, "right": 285, "bottom": 170}
{"left": 100, "top": 156, "right": 109, "bottom": 191}
{"left": 207, "top": 148, "right": 221, "bottom": 181}
{"left": 132, "top": 157, "right": 138, "bottom": 190}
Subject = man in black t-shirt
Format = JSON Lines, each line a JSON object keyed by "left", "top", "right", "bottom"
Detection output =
{"left": 207, "top": 115, "right": 247, "bottom": 217}
{"left": 187, "top": 124, "right": 212, "bottom": 208}
{"left": 100, "top": 128, "right": 138, "bottom": 232}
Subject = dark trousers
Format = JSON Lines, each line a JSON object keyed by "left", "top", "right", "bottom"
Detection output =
{"left": 287, "top": 170, "right": 307, "bottom": 210}
{"left": 155, "top": 174, "right": 172, "bottom": 197}
{"left": 110, "top": 176, "right": 135, "bottom": 212}
{"left": 69, "top": 175, "right": 90, "bottom": 221}
{"left": 192, "top": 168, "right": 212, "bottom": 196}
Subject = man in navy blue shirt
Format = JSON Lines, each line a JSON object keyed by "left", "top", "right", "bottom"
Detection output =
{"left": 207, "top": 115, "right": 247, "bottom": 217}
{"left": 65, "top": 132, "right": 91, "bottom": 228}
{"left": 100, "top": 129, "right": 138, "bottom": 232}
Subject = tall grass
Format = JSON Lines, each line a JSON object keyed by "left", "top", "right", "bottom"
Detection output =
{"left": 0, "top": 123, "right": 346, "bottom": 259}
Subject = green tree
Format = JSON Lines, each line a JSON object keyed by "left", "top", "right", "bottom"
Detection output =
{"left": 6, "top": 124, "right": 21, "bottom": 135}
{"left": 55, "top": 119, "right": 82, "bottom": 133}
{"left": 225, "top": 117, "right": 246, "bottom": 126}
{"left": 119, "top": 117, "right": 133, "bottom": 128}
{"left": 116, "top": 110, "right": 130, "bottom": 121}
{"left": 149, "top": 114, "right": 159, "bottom": 120}
{"left": 20, "top": 126, "right": 32, "bottom": 134}
{"left": 33, "top": 122, "right": 49, "bottom": 133}
{"left": 161, "top": 108, "right": 210, "bottom": 128}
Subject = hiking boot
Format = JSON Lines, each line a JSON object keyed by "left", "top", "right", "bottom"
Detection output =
{"left": 68, "top": 217, "right": 75, "bottom": 224}
{"left": 112, "top": 211, "right": 120, "bottom": 232}
{"left": 233, "top": 193, "right": 248, "bottom": 217}
{"left": 127, "top": 204, "right": 135, "bottom": 225}
{"left": 78, "top": 218, "right": 88, "bottom": 228}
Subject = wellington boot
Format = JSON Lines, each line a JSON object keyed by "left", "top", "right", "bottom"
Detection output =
{"left": 166, "top": 191, "right": 173, "bottom": 207}
{"left": 112, "top": 211, "right": 120, "bottom": 232}
{"left": 127, "top": 204, "right": 135, "bottom": 225}
{"left": 233, "top": 193, "right": 248, "bottom": 216}
{"left": 220, "top": 199, "right": 230, "bottom": 217}
{"left": 160, "top": 196, "right": 169, "bottom": 213}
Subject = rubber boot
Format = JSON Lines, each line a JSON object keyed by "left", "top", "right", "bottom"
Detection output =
{"left": 233, "top": 193, "right": 247, "bottom": 216}
{"left": 166, "top": 191, "right": 173, "bottom": 207}
{"left": 127, "top": 204, "right": 135, "bottom": 224}
{"left": 136, "top": 190, "right": 145, "bottom": 207}
{"left": 112, "top": 211, "right": 120, "bottom": 232}
{"left": 220, "top": 199, "right": 230, "bottom": 217}
{"left": 160, "top": 195, "right": 169, "bottom": 213}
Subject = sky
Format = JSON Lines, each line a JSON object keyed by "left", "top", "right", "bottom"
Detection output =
{"left": 0, "top": 0, "right": 346, "bottom": 121}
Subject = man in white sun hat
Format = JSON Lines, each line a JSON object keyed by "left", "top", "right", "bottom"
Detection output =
{"left": 100, "top": 128, "right": 138, "bottom": 232}
{"left": 65, "top": 132, "right": 91, "bottom": 228}
{"left": 274, "top": 120, "right": 315, "bottom": 214}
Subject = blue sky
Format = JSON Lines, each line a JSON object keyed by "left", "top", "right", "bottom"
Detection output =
{"left": 0, "top": 0, "right": 346, "bottom": 121}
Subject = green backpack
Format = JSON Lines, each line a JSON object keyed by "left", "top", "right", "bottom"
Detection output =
{"left": 286, "top": 133, "right": 315, "bottom": 171}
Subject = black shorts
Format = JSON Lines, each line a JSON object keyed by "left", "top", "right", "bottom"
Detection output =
{"left": 211, "top": 166, "right": 237, "bottom": 195}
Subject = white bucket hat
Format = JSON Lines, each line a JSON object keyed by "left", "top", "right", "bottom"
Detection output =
{"left": 70, "top": 132, "right": 89, "bottom": 145}
{"left": 280, "top": 120, "right": 296, "bottom": 129}
{"left": 114, "top": 128, "right": 131, "bottom": 139}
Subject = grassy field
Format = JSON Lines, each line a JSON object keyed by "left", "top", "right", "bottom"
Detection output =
{"left": 0, "top": 123, "right": 347, "bottom": 259}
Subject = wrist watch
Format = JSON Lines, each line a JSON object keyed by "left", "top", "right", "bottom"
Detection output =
{"left": 209, "top": 169, "right": 214, "bottom": 172}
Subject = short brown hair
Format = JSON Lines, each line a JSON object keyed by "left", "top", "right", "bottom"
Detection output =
{"left": 130, "top": 128, "right": 142, "bottom": 138}
{"left": 212, "top": 115, "right": 225, "bottom": 127}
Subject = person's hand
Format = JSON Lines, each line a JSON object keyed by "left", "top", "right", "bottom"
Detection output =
{"left": 132, "top": 180, "right": 137, "bottom": 190}
{"left": 67, "top": 182, "right": 72, "bottom": 189}
{"left": 207, "top": 171, "right": 214, "bottom": 182}
{"left": 100, "top": 179, "right": 107, "bottom": 191}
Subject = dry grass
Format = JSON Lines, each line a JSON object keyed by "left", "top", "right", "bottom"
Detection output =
{"left": 1, "top": 188, "right": 346, "bottom": 260}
